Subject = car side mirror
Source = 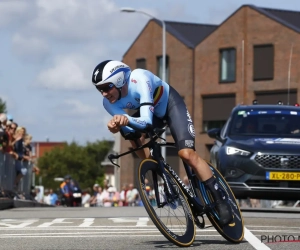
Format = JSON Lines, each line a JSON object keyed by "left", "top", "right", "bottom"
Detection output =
{"left": 207, "top": 128, "right": 222, "bottom": 140}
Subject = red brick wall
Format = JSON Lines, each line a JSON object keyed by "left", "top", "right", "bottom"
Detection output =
{"left": 121, "top": 20, "right": 194, "bottom": 186}
{"left": 194, "top": 6, "right": 300, "bottom": 160}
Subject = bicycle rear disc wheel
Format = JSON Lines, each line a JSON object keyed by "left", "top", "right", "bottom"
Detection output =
{"left": 196, "top": 163, "right": 244, "bottom": 243}
{"left": 137, "top": 159, "right": 195, "bottom": 247}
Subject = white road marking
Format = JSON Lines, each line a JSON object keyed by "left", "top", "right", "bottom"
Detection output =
{"left": 108, "top": 217, "right": 150, "bottom": 224}
{"left": 38, "top": 218, "right": 72, "bottom": 227}
{"left": 136, "top": 217, "right": 149, "bottom": 226}
{"left": 0, "top": 219, "right": 38, "bottom": 228}
{"left": 0, "top": 233, "right": 223, "bottom": 238}
{"left": 78, "top": 218, "right": 95, "bottom": 227}
{"left": 244, "top": 227, "right": 271, "bottom": 250}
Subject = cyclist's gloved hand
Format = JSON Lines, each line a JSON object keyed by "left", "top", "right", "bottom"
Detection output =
{"left": 123, "top": 131, "right": 141, "bottom": 140}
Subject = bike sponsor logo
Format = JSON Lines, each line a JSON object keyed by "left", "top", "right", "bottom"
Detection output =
{"left": 146, "top": 81, "right": 152, "bottom": 93}
{"left": 179, "top": 194, "right": 193, "bottom": 221}
{"left": 110, "top": 64, "right": 126, "bottom": 73}
{"left": 132, "top": 118, "right": 146, "bottom": 126}
{"left": 117, "top": 77, "right": 123, "bottom": 85}
{"left": 228, "top": 197, "right": 238, "bottom": 210}
{"left": 162, "top": 173, "right": 172, "bottom": 195}
{"left": 185, "top": 140, "right": 194, "bottom": 148}
{"left": 187, "top": 123, "right": 195, "bottom": 138}
{"left": 126, "top": 102, "right": 133, "bottom": 108}
{"left": 93, "top": 69, "right": 99, "bottom": 81}
{"left": 166, "top": 164, "right": 194, "bottom": 198}
{"left": 186, "top": 110, "right": 193, "bottom": 123}
{"left": 149, "top": 106, "right": 154, "bottom": 113}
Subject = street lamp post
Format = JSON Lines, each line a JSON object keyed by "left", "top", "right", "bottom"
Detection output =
{"left": 120, "top": 7, "right": 167, "bottom": 160}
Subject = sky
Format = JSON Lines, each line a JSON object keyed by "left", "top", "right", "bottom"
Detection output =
{"left": 1, "top": 0, "right": 300, "bottom": 144}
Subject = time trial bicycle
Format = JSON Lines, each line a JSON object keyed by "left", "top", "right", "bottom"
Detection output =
{"left": 108, "top": 125, "right": 244, "bottom": 247}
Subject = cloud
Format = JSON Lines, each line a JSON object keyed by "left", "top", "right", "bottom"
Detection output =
{"left": 27, "top": 0, "right": 123, "bottom": 42}
{"left": 12, "top": 34, "right": 50, "bottom": 63}
{"left": 60, "top": 99, "right": 99, "bottom": 116}
{"left": 35, "top": 54, "right": 90, "bottom": 90}
{"left": 0, "top": 0, "right": 32, "bottom": 28}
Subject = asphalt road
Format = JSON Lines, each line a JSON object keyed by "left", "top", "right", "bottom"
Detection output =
{"left": 0, "top": 207, "right": 299, "bottom": 250}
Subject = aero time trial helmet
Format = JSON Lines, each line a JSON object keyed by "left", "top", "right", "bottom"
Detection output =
{"left": 92, "top": 60, "right": 131, "bottom": 89}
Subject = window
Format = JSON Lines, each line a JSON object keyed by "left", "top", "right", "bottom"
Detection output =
{"left": 203, "top": 120, "right": 227, "bottom": 132}
{"left": 219, "top": 48, "right": 236, "bottom": 83}
{"left": 157, "top": 55, "right": 169, "bottom": 83}
{"left": 136, "top": 58, "right": 146, "bottom": 69}
{"left": 202, "top": 94, "right": 236, "bottom": 132}
{"left": 253, "top": 44, "right": 274, "bottom": 81}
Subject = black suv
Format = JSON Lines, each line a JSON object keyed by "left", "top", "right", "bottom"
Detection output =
{"left": 208, "top": 104, "right": 300, "bottom": 200}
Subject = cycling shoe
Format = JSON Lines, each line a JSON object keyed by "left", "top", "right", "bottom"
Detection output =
{"left": 215, "top": 201, "right": 233, "bottom": 226}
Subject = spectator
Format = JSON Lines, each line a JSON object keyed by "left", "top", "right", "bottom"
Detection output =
{"left": 3, "top": 122, "right": 16, "bottom": 153}
{"left": 106, "top": 186, "right": 121, "bottom": 207}
{"left": 81, "top": 188, "right": 91, "bottom": 207}
{"left": 0, "top": 128, "right": 8, "bottom": 152}
{"left": 43, "top": 189, "right": 50, "bottom": 204}
{"left": 89, "top": 184, "right": 100, "bottom": 206}
{"left": 34, "top": 187, "right": 43, "bottom": 203}
{"left": 48, "top": 188, "right": 58, "bottom": 206}
{"left": 126, "top": 183, "right": 139, "bottom": 206}
{"left": 23, "top": 134, "right": 33, "bottom": 161}
{"left": 0, "top": 114, "right": 8, "bottom": 152}
{"left": 95, "top": 186, "right": 105, "bottom": 207}
{"left": 120, "top": 184, "right": 129, "bottom": 206}
{"left": 0, "top": 113, "right": 7, "bottom": 133}
{"left": 10, "top": 126, "right": 27, "bottom": 190}
{"left": 60, "top": 175, "right": 73, "bottom": 206}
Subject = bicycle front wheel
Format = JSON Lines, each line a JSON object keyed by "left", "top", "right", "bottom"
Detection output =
{"left": 136, "top": 159, "right": 195, "bottom": 247}
{"left": 196, "top": 162, "right": 244, "bottom": 243}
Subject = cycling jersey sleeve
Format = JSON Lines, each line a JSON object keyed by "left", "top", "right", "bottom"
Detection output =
{"left": 123, "top": 76, "right": 154, "bottom": 130}
{"left": 103, "top": 99, "right": 134, "bottom": 135}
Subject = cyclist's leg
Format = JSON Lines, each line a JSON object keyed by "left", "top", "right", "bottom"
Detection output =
{"left": 166, "top": 86, "right": 232, "bottom": 225}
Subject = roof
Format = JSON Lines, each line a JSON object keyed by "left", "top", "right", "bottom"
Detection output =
{"left": 122, "top": 19, "right": 218, "bottom": 57}
{"left": 233, "top": 104, "right": 300, "bottom": 111}
{"left": 248, "top": 5, "right": 300, "bottom": 33}
{"left": 153, "top": 19, "right": 218, "bottom": 48}
{"left": 123, "top": 5, "right": 300, "bottom": 58}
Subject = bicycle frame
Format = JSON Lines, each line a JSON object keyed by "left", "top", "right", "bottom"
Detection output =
{"left": 107, "top": 129, "right": 209, "bottom": 219}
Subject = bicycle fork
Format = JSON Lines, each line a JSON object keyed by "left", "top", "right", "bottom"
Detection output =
{"left": 151, "top": 145, "right": 179, "bottom": 208}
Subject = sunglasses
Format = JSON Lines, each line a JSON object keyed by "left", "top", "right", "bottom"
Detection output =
{"left": 96, "top": 83, "right": 114, "bottom": 93}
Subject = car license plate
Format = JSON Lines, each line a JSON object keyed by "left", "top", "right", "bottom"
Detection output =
{"left": 266, "top": 172, "right": 300, "bottom": 181}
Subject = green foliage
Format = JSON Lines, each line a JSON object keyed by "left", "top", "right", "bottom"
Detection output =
{"left": 0, "top": 97, "right": 7, "bottom": 113}
{"left": 37, "top": 140, "right": 113, "bottom": 192}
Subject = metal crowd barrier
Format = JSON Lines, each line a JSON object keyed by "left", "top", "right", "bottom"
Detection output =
{"left": 0, "top": 152, "right": 33, "bottom": 198}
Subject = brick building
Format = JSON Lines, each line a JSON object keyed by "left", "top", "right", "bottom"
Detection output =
{"left": 31, "top": 141, "right": 66, "bottom": 159}
{"left": 117, "top": 5, "right": 300, "bottom": 187}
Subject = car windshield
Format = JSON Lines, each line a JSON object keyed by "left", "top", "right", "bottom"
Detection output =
{"left": 229, "top": 109, "right": 300, "bottom": 137}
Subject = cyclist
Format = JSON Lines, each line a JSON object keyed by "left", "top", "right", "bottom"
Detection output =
{"left": 92, "top": 60, "right": 232, "bottom": 225}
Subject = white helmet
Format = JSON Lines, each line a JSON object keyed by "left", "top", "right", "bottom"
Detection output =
{"left": 92, "top": 60, "right": 131, "bottom": 88}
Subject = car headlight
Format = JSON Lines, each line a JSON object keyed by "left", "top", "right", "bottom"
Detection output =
{"left": 226, "top": 146, "right": 250, "bottom": 156}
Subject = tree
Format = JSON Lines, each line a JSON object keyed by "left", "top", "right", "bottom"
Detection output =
{"left": 0, "top": 97, "right": 7, "bottom": 113}
{"left": 37, "top": 140, "right": 113, "bottom": 191}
